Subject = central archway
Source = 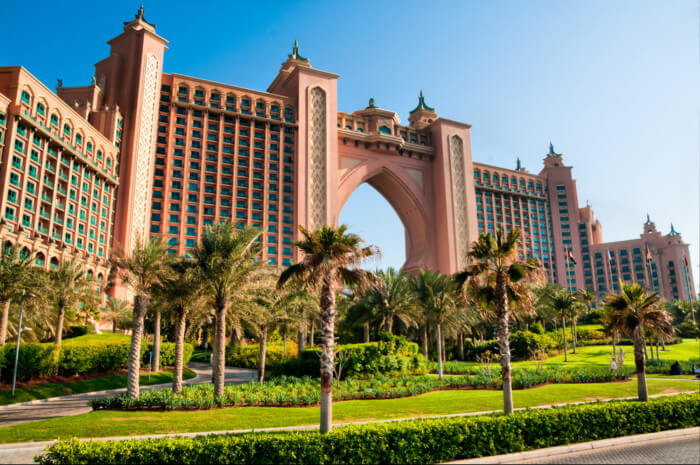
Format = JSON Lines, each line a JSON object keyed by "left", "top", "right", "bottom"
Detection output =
{"left": 337, "top": 159, "right": 433, "bottom": 273}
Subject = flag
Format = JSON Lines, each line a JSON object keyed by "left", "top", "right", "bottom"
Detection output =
{"left": 645, "top": 246, "right": 653, "bottom": 263}
{"left": 566, "top": 248, "right": 577, "bottom": 265}
{"left": 608, "top": 250, "right": 614, "bottom": 263}
{"left": 683, "top": 256, "right": 689, "bottom": 268}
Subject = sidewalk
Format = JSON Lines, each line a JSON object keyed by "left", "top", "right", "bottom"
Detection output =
{"left": 0, "top": 362, "right": 256, "bottom": 428}
{"left": 0, "top": 391, "right": 695, "bottom": 465}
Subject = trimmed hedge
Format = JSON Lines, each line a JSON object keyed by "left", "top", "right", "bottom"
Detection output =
{"left": 64, "top": 325, "right": 94, "bottom": 340}
{"left": 269, "top": 333, "right": 426, "bottom": 379}
{"left": 0, "top": 338, "right": 193, "bottom": 382}
{"left": 40, "top": 394, "right": 700, "bottom": 464}
{"left": 144, "top": 342, "right": 194, "bottom": 367}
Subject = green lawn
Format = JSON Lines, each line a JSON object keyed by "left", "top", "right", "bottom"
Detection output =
{"left": 436, "top": 339, "right": 699, "bottom": 372}
{"left": 0, "top": 368, "right": 196, "bottom": 406}
{"left": 62, "top": 333, "right": 131, "bottom": 345}
{"left": 0, "top": 378, "right": 696, "bottom": 444}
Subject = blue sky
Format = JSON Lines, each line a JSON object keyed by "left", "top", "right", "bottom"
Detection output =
{"left": 2, "top": 1, "right": 697, "bottom": 288}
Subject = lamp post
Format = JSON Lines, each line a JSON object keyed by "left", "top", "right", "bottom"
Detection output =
{"left": 11, "top": 292, "right": 36, "bottom": 397}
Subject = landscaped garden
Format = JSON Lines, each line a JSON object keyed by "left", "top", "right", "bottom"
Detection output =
{"left": 2, "top": 224, "right": 699, "bottom": 463}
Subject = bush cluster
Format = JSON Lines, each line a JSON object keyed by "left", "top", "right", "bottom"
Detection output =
{"left": 268, "top": 333, "right": 426, "bottom": 379}
{"left": 509, "top": 331, "right": 557, "bottom": 360}
{"left": 144, "top": 342, "right": 194, "bottom": 367}
{"left": 63, "top": 325, "right": 94, "bottom": 340}
{"left": 646, "top": 358, "right": 700, "bottom": 375}
{"left": 225, "top": 342, "right": 297, "bottom": 369}
{"left": 42, "top": 394, "right": 700, "bottom": 464}
{"left": 0, "top": 338, "right": 193, "bottom": 382}
{"left": 91, "top": 365, "right": 633, "bottom": 411}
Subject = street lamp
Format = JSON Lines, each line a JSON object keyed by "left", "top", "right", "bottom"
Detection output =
{"left": 11, "top": 292, "right": 36, "bottom": 397}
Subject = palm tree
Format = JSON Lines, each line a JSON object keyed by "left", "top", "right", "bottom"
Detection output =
{"left": 0, "top": 244, "right": 34, "bottom": 346}
{"left": 604, "top": 283, "right": 674, "bottom": 401}
{"left": 455, "top": 228, "right": 541, "bottom": 414}
{"left": 111, "top": 236, "right": 174, "bottom": 399}
{"left": 190, "top": 221, "right": 262, "bottom": 397}
{"left": 153, "top": 258, "right": 203, "bottom": 393}
{"left": 541, "top": 286, "right": 579, "bottom": 361}
{"left": 348, "top": 268, "right": 419, "bottom": 336}
{"left": 103, "top": 298, "right": 131, "bottom": 333}
{"left": 278, "top": 224, "right": 378, "bottom": 433}
{"left": 49, "top": 257, "right": 88, "bottom": 346}
{"left": 413, "top": 270, "right": 456, "bottom": 380}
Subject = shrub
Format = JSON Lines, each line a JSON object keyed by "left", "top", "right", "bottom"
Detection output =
{"left": 43, "top": 394, "right": 700, "bottom": 464}
{"left": 0, "top": 343, "right": 60, "bottom": 382}
{"left": 143, "top": 342, "right": 193, "bottom": 367}
{"left": 676, "top": 322, "right": 699, "bottom": 339}
{"left": 509, "top": 331, "right": 557, "bottom": 360}
{"left": 226, "top": 342, "right": 298, "bottom": 369}
{"left": 64, "top": 325, "right": 94, "bottom": 340}
{"left": 268, "top": 333, "right": 425, "bottom": 378}
{"left": 529, "top": 322, "right": 544, "bottom": 335}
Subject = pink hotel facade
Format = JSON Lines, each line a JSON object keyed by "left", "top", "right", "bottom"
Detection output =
{"left": 0, "top": 9, "right": 695, "bottom": 304}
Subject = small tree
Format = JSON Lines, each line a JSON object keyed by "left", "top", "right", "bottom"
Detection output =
{"left": 111, "top": 236, "right": 175, "bottom": 399}
{"left": 455, "top": 228, "right": 541, "bottom": 414}
{"left": 49, "top": 257, "right": 88, "bottom": 346}
{"left": 604, "top": 283, "right": 674, "bottom": 401}
{"left": 278, "top": 225, "right": 378, "bottom": 433}
{"left": 0, "top": 244, "right": 34, "bottom": 346}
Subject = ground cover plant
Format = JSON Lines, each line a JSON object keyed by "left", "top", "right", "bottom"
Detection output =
{"left": 0, "top": 378, "right": 694, "bottom": 444}
{"left": 38, "top": 394, "right": 700, "bottom": 465}
{"left": 0, "top": 368, "right": 196, "bottom": 406}
{"left": 91, "top": 365, "right": 635, "bottom": 411}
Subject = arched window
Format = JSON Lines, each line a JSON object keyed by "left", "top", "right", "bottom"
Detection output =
{"left": 36, "top": 102, "right": 45, "bottom": 116}
{"left": 35, "top": 252, "right": 45, "bottom": 266}
{"left": 20, "top": 91, "right": 31, "bottom": 105}
{"left": 63, "top": 123, "right": 71, "bottom": 137}
{"left": 378, "top": 125, "right": 391, "bottom": 135}
{"left": 50, "top": 257, "right": 59, "bottom": 270}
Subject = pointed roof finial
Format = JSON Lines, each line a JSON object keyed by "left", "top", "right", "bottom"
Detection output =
{"left": 645, "top": 213, "right": 652, "bottom": 225}
{"left": 516, "top": 157, "right": 522, "bottom": 170}
{"left": 669, "top": 223, "right": 679, "bottom": 236}
{"left": 288, "top": 39, "right": 307, "bottom": 61}
{"left": 137, "top": 3, "right": 144, "bottom": 19}
{"left": 547, "top": 142, "right": 562, "bottom": 157}
{"left": 366, "top": 98, "right": 377, "bottom": 109}
{"left": 410, "top": 90, "right": 435, "bottom": 113}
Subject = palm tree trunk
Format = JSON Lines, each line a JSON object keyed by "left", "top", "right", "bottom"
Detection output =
{"left": 442, "top": 333, "right": 447, "bottom": 363}
{"left": 212, "top": 298, "right": 228, "bottom": 397}
{"left": 643, "top": 338, "right": 649, "bottom": 362}
{"left": 298, "top": 308, "right": 306, "bottom": 357}
{"left": 172, "top": 307, "right": 187, "bottom": 393}
{"left": 458, "top": 333, "right": 464, "bottom": 361}
{"left": 319, "top": 276, "right": 336, "bottom": 434}
{"left": 421, "top": 325, "right": 429, "bottom": 361}
{"left": 309, "top": 319, "right": 315, "bottom": 347}
{"left": 127, "top": 294, "right": 148, "bottom": 399}
{"left": 633, "top": 324, "right": 648, "bottom": 401}
{"left": 55, "top": 303, "right": 66, "bottom": 346}
{"left": 152, "top": 310, "right": 161, "bottom": 372}
{"left": 202, "top": 326, "right": 209, "bottom": 352}
{"left": 561, "top": 316, "right": 568, "bottom": 362}
{"left": 436, "top": 323, "right": 443, "bottom": 380}
{"left": 572, "top": 318, "right": 577, "bottom": 354}
{"left": 612, "top": 331, "right": 617, "bottom": 359}
{"left": 495, "top": 272, "right": 513, "bottom": 414}
{"left": 655, "top": 338, "right": 660, "bottom": 360}
{"left": 661, "top": 336, "right": 666, "bottom": 351}
{"left": 386, "top": 316, "right": 394, "bottom": 334}
{"left": 258, "top": 326, "right": 268, "bottom": 382}
{"left": 363, "top": 322, "right": 370, "bottom": 343}
{"left": 112, "top": 319, "right": 117, "bottom": 333}
{"left": 0, "top": 299, "right": 11, "bottom": 346}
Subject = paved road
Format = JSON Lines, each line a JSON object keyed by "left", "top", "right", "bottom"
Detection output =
{"left": 0, "top": 362, "right": 256, "bottom": 428}
{"left": 514, "top": 434, "right": 700, "bottom": 464}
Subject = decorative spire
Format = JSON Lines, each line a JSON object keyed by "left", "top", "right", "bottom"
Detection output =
{"left": 669, "top": 223, "right": 679, "bottom": 236}
{"left": 125, "top": 2, "right": 155, "bottom": 27}
{"left": 288, "top": 40, "right": 307, "bottom": 61}
{"left": 645, "top": 213, "right": 652, "bottom": 225}
{"left": 366, "top": 98, "right": 377, "bottom": 109}
{"left": 547, "top": 142, "right": 562, "bottom": 157}
{"left": 410, "top": 90, "right": 435, "bottom": 113}
{"left": 516, "top": 157, "right": 522, "bottom": 171}
{"left": 136, "top": 3, "right": 144, "bottom": 19}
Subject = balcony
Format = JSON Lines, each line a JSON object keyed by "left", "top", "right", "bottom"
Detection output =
{"left": 40, "top": 210, "right": 50, "bottom": 219}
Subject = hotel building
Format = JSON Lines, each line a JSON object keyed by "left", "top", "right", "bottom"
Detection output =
{"left": 0, "top": 7, "right": 694, "bottom": 304}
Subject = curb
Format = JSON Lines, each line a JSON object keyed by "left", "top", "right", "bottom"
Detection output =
{"left": 446, "top": 427, "right": 700, "bottom": 464}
